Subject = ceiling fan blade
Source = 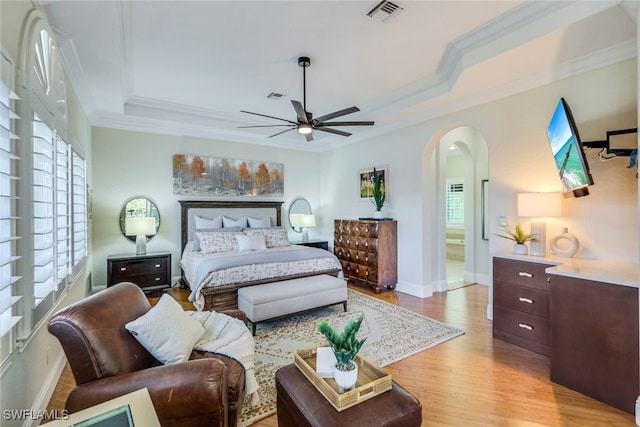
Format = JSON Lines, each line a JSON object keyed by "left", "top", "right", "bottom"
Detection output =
{"left": 240, "top": 110, "right": 297, "bottom": 125}
{"left": 238, "top": 124, "right": 295, "bottom": 129}
{"left": 321, "top": 121, "right": 375, "bottom": 126}
{"left": 304, "top": 132, "right": 314, "bottom": 142}
{"left": 290, "top": 100, "right": 308, "bottom": 124}
{"left": 268, "top": 128, "right": 296, "bottom": 138}
{"left": 313, "top": 106, "right": 360, "bottom": 123}
{"left": 314, "top": 127, "right": 352, "bottom": 137}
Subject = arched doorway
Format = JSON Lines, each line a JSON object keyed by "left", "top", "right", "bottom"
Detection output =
{"left": 423, "top": 125, "right": 489, "bottom": 293}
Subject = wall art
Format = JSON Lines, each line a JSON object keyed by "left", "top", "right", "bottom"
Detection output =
{"left": 173, "top": 154, "right": 284, "bottom": 197}
{"left": 359, "top": 166, "right": 387, "bottom": 201}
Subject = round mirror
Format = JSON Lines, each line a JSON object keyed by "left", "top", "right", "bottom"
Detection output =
{"left": 288, "top": 197, "right": 312, "bottom": 233}
{"left": 119, "top": 197, "right": 161, "bottom": 242}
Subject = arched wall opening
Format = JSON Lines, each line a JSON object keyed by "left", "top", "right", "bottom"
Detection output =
{"left": 421, "top": 125, "right": 490, "bottom": 296}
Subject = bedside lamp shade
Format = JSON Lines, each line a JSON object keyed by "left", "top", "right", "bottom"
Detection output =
{"left": 517, "top": 193, "right": 561, "bottom": 256}
{"left": 125, "top": 217, "right": 157, "bottom": 255}
{"left": 290, "top": 214, "right": 316, "bottom": 242}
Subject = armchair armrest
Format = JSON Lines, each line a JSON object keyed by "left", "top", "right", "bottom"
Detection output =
{"left": 66, "top": 358, "right": 228, "bottom": 426}
{"left": 220, "top": 309, "right": 247, "bottom": 324}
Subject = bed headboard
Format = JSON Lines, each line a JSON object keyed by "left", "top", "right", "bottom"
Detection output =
{"left": 179, "top": 200, "right": 284, "bottom": 252}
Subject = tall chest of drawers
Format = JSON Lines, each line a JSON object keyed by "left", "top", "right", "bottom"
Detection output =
{"left": 107, "top": 251, "right": 171, "bottom": 296}
{"left": 493, "top": 257, "right": 552, "bottom": 356}
{"left": 334, "top": 219, "right": 397, "bottom": 293}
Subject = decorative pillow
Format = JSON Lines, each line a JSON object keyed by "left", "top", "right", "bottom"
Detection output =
{"left": 222, "top": 216, "right": 248, "bottom": 228}
{"left": 236, "top": 234, "right": 267, "bottom": 251}
{"left": 247, "top": 216, "right": 272, "bottom": 228}
{"left": 194, "top": 215, "right": 222, "bottom": 230}
{"left": 193, "top": 227, "right": 242, "bottom": 251}
{"left": 197, "top": 230, "right": 243, "bottom": 253}
{"left": 125, "top": 294, "right": 204, "bottom": 365}
{"left": 245, "top": 227, "right": 290, "bottom": 248}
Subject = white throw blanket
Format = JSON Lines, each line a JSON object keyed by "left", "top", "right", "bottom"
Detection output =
{"left": 187, "top": 311, "right": 260, "bottom": 407}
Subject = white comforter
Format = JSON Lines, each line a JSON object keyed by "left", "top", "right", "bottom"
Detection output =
{"left": 181, "top": 243, "right": 343, "bottom": 310}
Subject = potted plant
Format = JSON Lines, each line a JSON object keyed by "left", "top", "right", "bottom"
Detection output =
{"left": 316, "top": 314, "right": 367, "bottom": 392}
{"left": 371, "top": 167, "right": 385, "bottom": 218}
{"left": 498, "top": 223, "right": 536, "bottom": 255}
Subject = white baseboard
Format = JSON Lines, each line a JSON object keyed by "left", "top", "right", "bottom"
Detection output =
{"left": 25, "top": 352, "right": 67, "bottom": 427}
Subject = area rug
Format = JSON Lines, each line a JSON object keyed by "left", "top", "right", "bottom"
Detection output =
{"left": 238, "top": 288, "right": 465, "bottom": 426}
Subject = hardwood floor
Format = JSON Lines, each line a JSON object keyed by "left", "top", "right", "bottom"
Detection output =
{"left": 46, "top": 284, "right": 635, "bottom": 426}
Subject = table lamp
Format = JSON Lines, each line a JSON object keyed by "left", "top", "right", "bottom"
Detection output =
{"left": 517, "top": 192, "right": 561, "bottom": 257}
{"left": 290, "top": 214, "right": 316, "bottom": 242}
{"left": 125, "top": 217, "right": 157, "bottom": 255}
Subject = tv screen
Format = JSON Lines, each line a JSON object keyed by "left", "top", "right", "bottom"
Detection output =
{"left": 545, "top": 98, "right": 594, "bottom": 197}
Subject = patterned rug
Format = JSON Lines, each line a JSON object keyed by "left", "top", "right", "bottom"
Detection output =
{"left": 239, "top": 288, "right": 465, "bottom": 426}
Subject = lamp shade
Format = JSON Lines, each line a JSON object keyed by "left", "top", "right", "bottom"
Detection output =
{"left": 290, "top": 214, "right": 316, "bottom": 228}
{"left": 517, "top": 193, "right": 562, "bottom": 217}
{"left": 125, "top": 217, "right": 157, "bottom": 236}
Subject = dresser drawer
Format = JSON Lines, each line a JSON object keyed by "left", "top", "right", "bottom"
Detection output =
{"left": 494, "top": 306, "right": 550, "bottom": 347}
{"left": 493, "top": 258, "right": 551, "bottom": 290}
{"left": 111, "top": 271, "right": 167, "bottom": 287}
{"left": 111, "top": 257, "right": 167, "bottom": 276}
{"left": 494, "top": 281, "right": 549, "bottom": 318}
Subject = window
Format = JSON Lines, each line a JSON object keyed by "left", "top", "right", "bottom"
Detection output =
{"left": 446, "top": 179, "right": 464, "bottom": 225}
{"left": 0, "top": 51, "right": 21, "bottom": 349}
{"left": 14, "top": 12, "right": 87, "bottom": 339}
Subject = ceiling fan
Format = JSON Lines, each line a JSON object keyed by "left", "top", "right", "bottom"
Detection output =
{"left": 239, "top": 56, "right": 374, "bottom": 141}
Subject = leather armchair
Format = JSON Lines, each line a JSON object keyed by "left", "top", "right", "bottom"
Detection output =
{"left": 48, "top": 282, "right": 246, "bottom": 427}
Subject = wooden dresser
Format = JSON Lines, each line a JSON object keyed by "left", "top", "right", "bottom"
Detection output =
{"left": 333, "top": 219, "right": 397, "bottom": 293}
{"left": 493, "top": 257, "right": 551, "bottom": 356}
{"left": 107, "top": 251, "right": 171, "bottom": 296}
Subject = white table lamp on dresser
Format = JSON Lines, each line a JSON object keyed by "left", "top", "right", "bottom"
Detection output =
{"left": 517, "top": 192, "right": 562, "bottom": 257}
{"left": 125, "top": 217, "right": 157, "bottom": 255}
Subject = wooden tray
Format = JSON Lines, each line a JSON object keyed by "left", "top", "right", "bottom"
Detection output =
{"left": 294, "top": 346, "right": 392, "bottom": 411}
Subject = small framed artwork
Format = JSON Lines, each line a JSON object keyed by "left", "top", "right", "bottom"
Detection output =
{"left": 359, "top": 166, "right": 388, "bottom": 201}
{"left": 482, "top": 179, "right": 489, "bottom": 240}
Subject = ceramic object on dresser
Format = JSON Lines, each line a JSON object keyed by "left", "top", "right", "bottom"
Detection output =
{"left": 334, "top": 363, "right": 358, "bottom": 393}
{"left": 513, "top": 243, "right": 528, "bottom": 255}
{"left": 549, "top": 227, "right": 579, "bottom": 258}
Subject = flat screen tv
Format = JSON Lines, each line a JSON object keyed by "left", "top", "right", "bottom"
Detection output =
{"left": 545, "top": 98, "right": 594, "bottom": 197}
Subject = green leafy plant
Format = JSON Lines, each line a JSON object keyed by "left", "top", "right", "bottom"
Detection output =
{"left": 498, "top": 223, "right": 537, "bottom": 244}
{"left": 316, "top": 314, "right": 367, "bottom": 369}
{"left": 371, "top": 167, "right": 385, "bottom": 211}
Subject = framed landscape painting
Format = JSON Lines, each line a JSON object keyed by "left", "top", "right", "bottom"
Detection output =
{"left": 359, "top": 166, "right": 387, "bottom": 201}
{"left": 173, "top": 154, "right": 284, "bottom": 197}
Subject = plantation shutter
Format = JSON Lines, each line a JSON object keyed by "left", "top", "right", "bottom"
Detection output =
{"left": 0, "top": 55, "right": 21, "bottom": 338}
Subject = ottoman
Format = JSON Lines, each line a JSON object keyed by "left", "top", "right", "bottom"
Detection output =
{"left": 238, "top": 274, "right": 348, "bottom": 335}
{"left": 275, "top": 364, "right": 422, "bottom": 426}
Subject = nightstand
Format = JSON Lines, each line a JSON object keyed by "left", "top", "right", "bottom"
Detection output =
{"left": 294, "top": 240, "right": 329, "bottom": 251}
{"left": 107, "top": 252, "right": 171, "bottom": 296}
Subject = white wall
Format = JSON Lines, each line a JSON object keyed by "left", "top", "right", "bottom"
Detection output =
{"left": 320, "top": 59, "right": 637, "bottom": 298}
{"left": 91, "top": 129, "right": 322, "bottom": 286}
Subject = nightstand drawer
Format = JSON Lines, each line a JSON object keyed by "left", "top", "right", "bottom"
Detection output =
{"left": 494, "top": 306, "right": 549, "bottom": 346}
{"left": 494, "top": 281, "right": 549, "bottom": 318}
{"left": 493, "top": 258, "right": 551, "bottom": 290}
{"left": 111, "top": 257, "right": 167, "bottom": 276}
{"left": 107, "top": 252, "right": 171, "bottom": 290}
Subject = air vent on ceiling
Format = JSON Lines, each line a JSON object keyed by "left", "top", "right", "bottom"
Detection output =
{"left": 267, "top": 92, "right": 284, "bottom": 100}
{"left": 367, "top": 0, "right": 403, "bottom": 22}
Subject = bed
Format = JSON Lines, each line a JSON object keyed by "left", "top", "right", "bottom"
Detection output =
{"left": 179, "top": 200, "right": 343, "bottom": 311}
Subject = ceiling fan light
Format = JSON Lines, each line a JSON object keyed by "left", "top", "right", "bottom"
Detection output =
{"left": 298, "top": 124, "right": 313, "bottom": 134}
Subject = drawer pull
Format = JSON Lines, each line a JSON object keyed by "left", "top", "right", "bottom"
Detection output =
{"left": 518, "top": 297, "right": 533, "bottom": 304}
{"left": 518, "top": 272, "right": 533, "bottom": 278}
{"left": 155, "top": 264, "right": 161, "bottom": 268}
{"left": 155, "top": 277, "right": 160, "bottom": 281}
{"left": 518, "top": 323, "right": 533, "bottom": 331}
{"left": 120, "top": 267, "right": 127, "bottom": 271}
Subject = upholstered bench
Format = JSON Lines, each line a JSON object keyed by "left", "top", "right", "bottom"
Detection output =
{"left": 237, "top": 274, "right": 348, "bottom": 335}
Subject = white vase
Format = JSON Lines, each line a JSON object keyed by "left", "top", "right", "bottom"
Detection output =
{"left": 334, "top": 362, "right": 358, "bottom": 393}
{"left": 513, "top": 243, "right": 528, "bottom": 255}
{"left": 372, "top": 210, "right": 383, "bottom": 219}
